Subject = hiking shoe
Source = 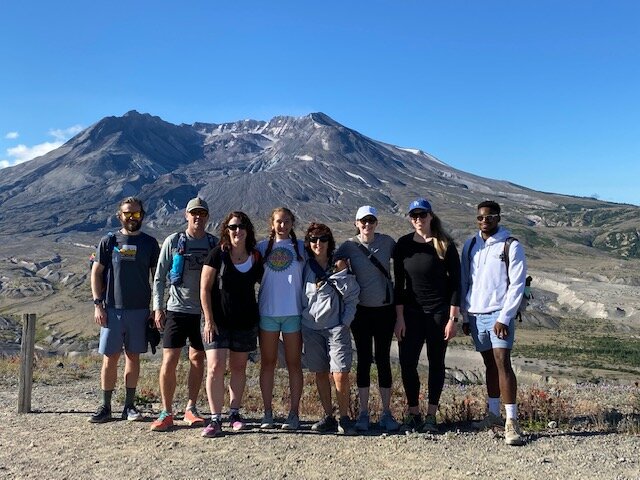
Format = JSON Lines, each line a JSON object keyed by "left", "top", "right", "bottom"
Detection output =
{"left": 88, "top": 405, "right": 111, "bottom": 423}
{"left": 121, "top": 405, "right": 143, "bottom": 422}
{"left": 229, "top": 412, "right": 246, "bottom": 432}
{"left": 354, "top": 411, "right": 370, "bottom": 432}
{"left": 281, "top": 411, "right": 300, "bottom": 430}
{"left": 337, "top": 416, "right": 356, "bottom": 436}
{"left": 472, "top": 412, "right": 505, "bottom": 430}
{"left": 184, "top": 407, "right": 205, "bottom": 427}
{"left": 379, "top": 410, "right": 400, "bottom": 432}
{"left": 504, "top": 418, "right": 525, "bottom": 446}
{"left": 402, "top": 413, "right": 423, "bottom": 432}
{"left": 312, "top": 415, "right": 338, "bottom": 433}
{"left": 421, "top": 414, "right": 439, "bottom": 433}
{"left": 150, "top": 411, "right": 174, "bottom": 432}
{"left": 260, "top": 411, "right": 275, "bottom": 429}
{"left": 201, "top": 419, "right": 223, "bottom": 438}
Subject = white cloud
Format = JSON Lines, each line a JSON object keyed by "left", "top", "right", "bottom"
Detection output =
{"left": 5, "top": 131, "right": 19, "bottom": 139}
{"left": 0, "top": 123, "right": 84, "bottom": 169}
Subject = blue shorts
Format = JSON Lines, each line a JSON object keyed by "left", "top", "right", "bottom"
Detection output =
{"left": 99, "top": 308, "right": 149, "bottom": 355}
{"left": 468, "top": 311, "right": 515, "bottom": 352}
{"left": 260, "top": 315, "right": 301, "bottom": 334}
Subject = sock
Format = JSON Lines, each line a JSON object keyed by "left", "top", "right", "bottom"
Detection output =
{"left": 211, "top": 413, "right": 222, "bottom": 422}
{"left": 102, "top": 389, "right": 113, "bottom": 409}
{"left": 488, "top": 397, "right": 501, "bottom": 416}
{"left": 505, "top": 404, "right": 517, "bottom": 420}
{"left": 125, "top": 387, "right": 136, "bottom": 407}
{"left": 230, "top": 407, "right": 240, "bottom": 416}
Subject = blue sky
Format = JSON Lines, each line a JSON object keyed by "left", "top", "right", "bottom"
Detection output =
{"left": 1, "top": 1, "right": 639, "bottom": 205}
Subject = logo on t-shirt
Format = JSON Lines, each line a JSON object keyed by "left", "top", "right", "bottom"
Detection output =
{"left": 119, "top": 244, "right": 137, "bottom": 261}
{"left": 267, "top": 246, "right": 294, "bottom": 272}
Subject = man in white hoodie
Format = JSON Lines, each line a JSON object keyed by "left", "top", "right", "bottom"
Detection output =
{"left": 461, "top": 200, "right": 526, "bottom": 446}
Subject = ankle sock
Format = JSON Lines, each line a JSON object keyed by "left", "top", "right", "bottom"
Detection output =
{"left": 488, "top": 397, "right": 501, "bottom": 416}
{"left": 505, "top": 404, "right": 517, "bottom": 420}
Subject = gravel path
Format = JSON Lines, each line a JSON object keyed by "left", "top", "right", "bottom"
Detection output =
{"left": 1, "top": 380, "right": 639, "bottom": 480}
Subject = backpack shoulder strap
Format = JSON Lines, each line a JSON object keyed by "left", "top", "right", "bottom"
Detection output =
{"left": 355, "top": 241, "right": 390, "bottom": 279}
{"left": 218, "top": 250, "right": 227, "bottom": 290}
{"left": 503, "top": 237, "right": 516, "bottom": 286}
{"left": 308, "top": 257, "right": 329, "bottom": 282}
{"left": 206, "top": 233, "right": 218, "bottom": 249}
{"left": 466, "top": 236, "right": 477, "bottom": 277}
{"left": 176, "top": 232, "right": 187, "bottom": 254}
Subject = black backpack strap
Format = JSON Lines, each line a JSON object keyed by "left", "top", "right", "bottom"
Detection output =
{"left": 502, "top": 237, "right": 516, "bottom": 286}
{"left": 206, "top": 233, "right": 218, "bottom": 249}
{"left": 355, "top": 241, "right": 391, "bottom": 303}
{"left": 308, "top": 257, "right": 329, "bottom": 282}
{"left": 218, "top": 250, "right": 227, "bottom": 290}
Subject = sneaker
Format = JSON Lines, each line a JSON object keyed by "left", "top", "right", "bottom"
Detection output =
{"left": 337, "top": 416, "right": 356, "bottom": 436}
{"left": 281, "top": 411, "right": 300, "bottom": 430}
{"left": 201, "top": 419, "right": 223, "bottom": 438}
{"left": 504, "top": 418, "right": 525, "bottom": 446}
{"left": 379, "top": 410, "right": 400, "bottom": 432}
{"left": 121, "top": 405, "right": 143, "bottom": 421}
{"left": 354, "top": 411, "right": 370, "bottom": 432}
{"left": 421, "top": 414, "right": 439, "bottom": 433}
{"left": 472, "top": 412, "right": 505, "bottom": 430}
{"left": 229, "top": 412, "right": 246, "bottom": 432}
{"left": 88, "top": 405, "right": 111, "bottom": 423}
{"left": 260, "top": 411, "right": 275, "bottom": 429}
{"left": 184, "top": 407, "right": 205, "bottom": 427}
{"left": 150, "top": 410, "right": 174, "bottom": 432}
{"left": 311, "top": 415, "right": 338, "bottom": 433}
{"left": 402, "top": 412, "right": 423, "bottom": 432}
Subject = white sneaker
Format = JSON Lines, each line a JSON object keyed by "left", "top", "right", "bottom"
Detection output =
{"left": 260, "top": 411, "right": 275, "bottom": 429}
{"left": 472, "top": 412, "right": 504, "bottom": 430}
{"left": 122, "top": 405, "right": 143, "bottom": 422}
{"left": 281, "top": 411, "right": 300, "bottom": 430}
{"left": 504, "top": 418, "right": 525, "bottom": 446}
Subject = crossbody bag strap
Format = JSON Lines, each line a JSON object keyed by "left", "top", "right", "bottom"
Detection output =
{"left": 355, "top": 240, "right": 391, "bottom": 304}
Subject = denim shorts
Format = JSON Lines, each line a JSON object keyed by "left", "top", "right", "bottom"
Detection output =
{"left": 259, "top": 315, "right": 302, "bottom": 334}
{"left": 99, "top": 308, "right": 149, "bottom": 355}
{"left": 468, "top": 311, "right": 515, "bottom": 352}
{"left": 302, "top": 324, "right": 353, "bottom": 373}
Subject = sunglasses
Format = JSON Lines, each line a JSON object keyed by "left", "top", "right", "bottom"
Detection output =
{"left": 309, "top": 235, "right": 330, "bottom": 243}
{"left": 359, "top": 216, "right": 377, "bottom": 224}
{"left": 227, "top": 224, "right": 247, "bottom": 231}
{"left": 409, "top": 211, "right": 430, "bottom": 220}
{"left": 121, "top": 211, "right": 142, "bottom": 220}
{"left": 477, "top": 214, "right": 500, "bottom": 222}
{"left": 189, "top": 209, "right": 208, "bottom": 217}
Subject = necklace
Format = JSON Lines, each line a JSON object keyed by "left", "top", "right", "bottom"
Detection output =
{"left": 230, "top": 249, "right": 249, "bottom": 264}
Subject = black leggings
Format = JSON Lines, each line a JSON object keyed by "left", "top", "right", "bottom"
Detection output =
{"left": 350, "top": 305, "right": 395, "bottom": 389}
{"left": 398, "top": 307, "right": 448, "bottom": 407}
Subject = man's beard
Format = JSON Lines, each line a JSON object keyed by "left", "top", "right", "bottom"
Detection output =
{"left": 121, "top": 219, "right": 142, "bottom": 233}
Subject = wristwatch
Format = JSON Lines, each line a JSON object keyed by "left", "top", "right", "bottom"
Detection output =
{"left": 93, "top": 298, "right": 104, "bottom": 305}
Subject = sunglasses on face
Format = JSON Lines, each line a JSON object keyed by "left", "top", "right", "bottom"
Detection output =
{"left": 477, "top": 214, "right": 500, "bottom": 222}
{"left": 190, "top": 209, "right": 208, "bottom": 217}
{"left": 121, "top": 211, "right": 142, "bottom": 220}
{"left": 409, "top": 211, "right": 430, "bottom": 220}
{"left": 309, "top": 235, "right": 330, "bottom": 243}
{"left": 227, "top": 224, "right": 247, "bottom": 231}
{"left": 359, "top": 216, "right": 377, "bottom": 225}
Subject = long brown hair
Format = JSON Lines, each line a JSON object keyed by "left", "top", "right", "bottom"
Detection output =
{"left": 264, "top": 207, "right": 303, "bottom": 261}
{"left": 218, "top": 211, "right": 256, "bottom": 252}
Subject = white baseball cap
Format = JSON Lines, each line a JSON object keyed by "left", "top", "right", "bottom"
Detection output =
{"left": 355, "top": 205, "right": 378, "bottom": 221}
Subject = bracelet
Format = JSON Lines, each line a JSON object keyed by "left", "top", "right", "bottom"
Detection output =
{"left": 449, "top": 316, "right": 458, "bottom": 323}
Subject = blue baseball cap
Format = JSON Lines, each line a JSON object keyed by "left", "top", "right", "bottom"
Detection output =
{"left": 408, "top": 198, "right": 432, "bottom": 214}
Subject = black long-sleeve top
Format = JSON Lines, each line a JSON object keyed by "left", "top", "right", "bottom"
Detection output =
{"left": 393, "top": 233, "right": 461, "bottom": 313}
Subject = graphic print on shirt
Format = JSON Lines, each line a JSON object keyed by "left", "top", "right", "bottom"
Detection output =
{"left": 186, "top": 247, "right": 210, "bottom": 271}
{"left": 266, "top": 246, "right": 294, "bottom": 272}
{"left": 119, "top": 244, "right": 138, "bottom": 261}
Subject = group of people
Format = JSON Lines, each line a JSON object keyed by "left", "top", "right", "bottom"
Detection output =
{"left": 88, "top": 194, "right": 528, "bottom": 446}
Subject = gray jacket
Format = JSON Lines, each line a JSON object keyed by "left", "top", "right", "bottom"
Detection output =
{"left": 301, "top": 262, "right": 360, "bottom": 330}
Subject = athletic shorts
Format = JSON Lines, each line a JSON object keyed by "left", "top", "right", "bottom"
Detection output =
{"left": 259, "top": 315, "right": 302, "bottom": 334}
{"left": 99, "top": 308, "right": 149, "bottom": 355}
{"left": 302, "top": 324, "right": 352, "bottom": 373}
{"left": 203, "top": 324, "right": 258, "bottom": 353}
{"left": 162, "top": 311, "right": 204, "bottom": 351}
{"left": 468, "top": 311, "right": 515, "bottom": 351}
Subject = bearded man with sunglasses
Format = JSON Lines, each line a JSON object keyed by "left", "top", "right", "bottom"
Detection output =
{"left": 150, "top": 197, "right": 218, "bottom": 432}
{"left": 89, "top": 196, "right": 160, "bottom": 423}
{"left": 460, "top": 200, "right": 527, "bottom": 446}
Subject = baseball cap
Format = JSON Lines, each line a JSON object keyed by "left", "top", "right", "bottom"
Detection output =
{"left": 355, "top": 205, "right": 377, "bottom": 221}
{"left": 186, "top": 197, "right": 209, "bottom": 213}
{"left": 408, "top": 198, "right": 432, "bottom": 214}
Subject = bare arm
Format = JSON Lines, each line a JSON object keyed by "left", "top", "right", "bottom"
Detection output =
{"left": 90, "top": 262, "right": 107, "bottom": 327}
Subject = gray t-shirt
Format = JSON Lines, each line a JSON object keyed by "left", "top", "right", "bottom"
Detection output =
{"left": 152, "top": 231, "right": 218, "bottom": 314}
{"left": 97, "top": 231, "right": 160, "bottom": 310}
{"left": 335, "top": 233, "right": 396, "bottom": 307}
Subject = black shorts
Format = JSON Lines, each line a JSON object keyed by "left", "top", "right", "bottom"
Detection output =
{"left": 163, "top": 311, "right": 204, "bottom": 351}
{"left": 204, "top": 325, "right": 258, "bottom": 353}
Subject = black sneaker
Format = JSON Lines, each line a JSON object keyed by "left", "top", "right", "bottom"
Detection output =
{"left": 402, "top": 413, "right": 423, "bottom": 432}
{"left": 311, "top": 415, "right": 338, "bottom": 433}
{"left": 89, "top": 405, "right": 112, "bottom": 423}
{"left": 337, "top": 416, "right": 356, "bottom": 436}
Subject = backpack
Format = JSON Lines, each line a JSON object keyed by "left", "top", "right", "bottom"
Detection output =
{"left": 89, "top": 232, "right": 118, "bottom": 295}
{"left": 168, "top": 232, "right": 218, "bottom": 286}
{"left": 467, "top": 236, "right": 530, "bottom": 313}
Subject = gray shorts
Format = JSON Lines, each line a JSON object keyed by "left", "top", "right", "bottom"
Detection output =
{"left": 302, "top": 324, "right": 353, "bottom": 373}
{"left": 469, "top": 311, "right": 515, "bottom": 351}
{"left": 99, "top": 308, "right": 149, "bottom": 355}
{"left": 203, "top": 325, "right": 258, "bottom": 353}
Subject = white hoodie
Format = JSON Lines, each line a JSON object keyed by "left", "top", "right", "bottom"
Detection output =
{"left": 460, "top": 226, "right": 526, "bottom": 327}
